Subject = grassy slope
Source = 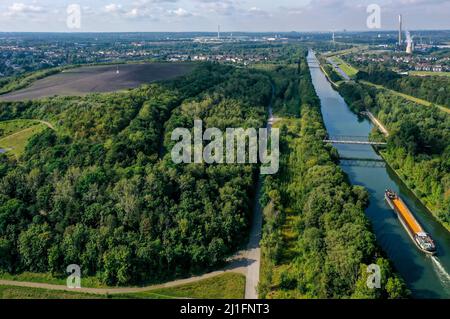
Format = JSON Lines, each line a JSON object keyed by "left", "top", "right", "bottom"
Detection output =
{"left": 0, "top": 122, "right": 47, "bottom": 158}
{"left": 409, "top": 71, "right": 450, "bottom": 78}
{"left": 323, "top": 46, "right": 368, "bottom": 58}
{"left": 0, "top": 285, "right": 102, "bottom": 299}
{"left": 0, "top": 272, "right": 108, "bottom": 289}
{"left": 331, "top": 57, "right": 359, "bottom": 78}
{"left": 0, "top": 273, "right": 245, "bottom": 299}
{"left": 113, "top": 273, "right": 246, "bottom": 299}
{"left": 0, "top": 119, "right": 39, "bottom": 139}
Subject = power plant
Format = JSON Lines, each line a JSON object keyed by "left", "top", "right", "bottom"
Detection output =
{"left": 406, "top": 31, "right": 414, "bottom": 54}
{"left": 398, "top": 14, "right": 414, "bottom": 54}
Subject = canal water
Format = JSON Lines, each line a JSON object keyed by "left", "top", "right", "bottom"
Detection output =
{"left": 307, "top": 50, "right": 450, "bottom": 298}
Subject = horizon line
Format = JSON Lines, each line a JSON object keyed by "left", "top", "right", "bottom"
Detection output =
{"left": 0, "top": 29, "right": 449, "bottom": 34}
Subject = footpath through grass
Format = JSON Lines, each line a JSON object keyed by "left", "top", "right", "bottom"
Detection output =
{"left": 113, "top": 273, "right": 246, "bottom": 299}
{"left": 0, "top": 285, "right": 102, "bottom": 299}
{"left": 0, "top": 272, "right": 108, "bottom": 288}
{"left": 0, "top": 273, "right": 246, "bottom": 299}
{"left": 0, "top": 120, "right": 48, "bottom": 158}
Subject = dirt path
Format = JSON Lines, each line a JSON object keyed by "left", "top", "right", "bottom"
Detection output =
{"left": 361, "top": 111, "right": 389, "bottom": 137}
{"left": 0, "top": 126, "right": 37, "bottom": 143}
{"left": 0, "top": 264, "right": 246, "bottom": 296}
{"left": 244, "top": 84, "right": 276, "bottom": 299}
{"left": 37, "top": 120, "right": 55, "bottom": 130}
{"left": 0, "top": 120, "right": 54, "bottom": 144}
{"left": 244, "top": 177, "right": 263, "bottom": 299}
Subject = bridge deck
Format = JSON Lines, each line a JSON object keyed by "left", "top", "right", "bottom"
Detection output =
{"left": 323, "top": 140, "right": 387, "bottom": 146}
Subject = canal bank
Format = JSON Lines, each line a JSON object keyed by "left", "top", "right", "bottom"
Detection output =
{"left": 308, "top": 50, "right": 450, "bottom": 299}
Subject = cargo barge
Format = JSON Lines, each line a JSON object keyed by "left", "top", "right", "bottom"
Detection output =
{"left": 385, "top": 189, "right": 436, "bottom": 255}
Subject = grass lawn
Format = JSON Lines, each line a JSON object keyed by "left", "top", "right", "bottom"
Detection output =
{"left": 113, "top": 273, "right": 246, "bottom": 299}
{"left": 331, "top": 57, "right": 359, "bottom": 78}
{"left": 409, "top": 71, "right": 450, "bottom": 78}
{"left": 324, "top": 46, "right": 368, "bottom": 58}
{"left": 0, "top": 272, "right": 108, "bottom": 289}
{"left": 0, "top": 119, "right": 40, "bottom": 139}
{"left": 0, "top": 123, "right": 47, "bottom": 158}
{"left": 0, "top": 119, "right": 56, "bottom": 158}
{"left": 0, "top": 285, "right": 102, "bottom": 299}
{"left": 0, "top": 273, "right": 246, "bottom": 299}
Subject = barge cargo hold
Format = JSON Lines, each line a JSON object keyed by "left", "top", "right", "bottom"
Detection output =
{"left": 385, "top": 189, "right": 436, "bottom": 255}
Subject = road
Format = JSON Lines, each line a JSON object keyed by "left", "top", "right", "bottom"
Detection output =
{"left": 243, "top": 85, "right": 276, "bottom": 299}
{"left": 244, "top": 167, "right": 263, "bottom": 299}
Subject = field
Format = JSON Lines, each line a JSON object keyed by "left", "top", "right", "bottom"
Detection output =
{"left": 113, "top": 273, "right": 246, "bottom": 299}
{"left": 331, "top": 57, "right": 359, "bottom": 78}
{"left": 323, "top": 46, "right": 368, "bottom": 58}
{"left": 0, "top": 63, "right": 195, "bottom": 101}
{"left": 0, "top": 120, "right": 49, "bottom": 158}
{"left": 0, "top": 285, "right": 103, "bottom": 299}
{"left": 0, "top": 273, "right": 245, "bottom": 299}
{"left": 0, "top": 119, "right": 38, "bottom": 139}
{"left": 0, "top": 272, "right": 107, "bottom": 288}
{"left": 409, "top": 71, "right": 450, "bottom": 78}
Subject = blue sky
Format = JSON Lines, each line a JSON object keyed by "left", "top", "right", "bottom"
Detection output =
{"left": 0, "top": 0, "right": 449, "bottom": 32}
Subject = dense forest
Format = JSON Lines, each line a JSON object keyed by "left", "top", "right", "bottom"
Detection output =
{"left": 258, "top": 55, "right": 408, "bottom": 298}
{"left": 356, "top": 66, "right": 450, "bottom": 108}
{"left": 0, "top": 63, "right": 273, "bottom": 285}
{"left": 339, "top": 81, "right": 450, "bottom": 230}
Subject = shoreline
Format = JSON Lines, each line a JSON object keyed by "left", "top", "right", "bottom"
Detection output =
{"left": 377, "top": 150, "right": 450, "bottom": 233}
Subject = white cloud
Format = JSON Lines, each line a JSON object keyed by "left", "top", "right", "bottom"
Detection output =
{"left": 4, "top": 2, "right": 44, "bottom": 17}
{"left": 245, "top": 7, "right": 271, "bottom": 17}
{"left": 168, "top": 8, "right": 192, "bottom": 17}
{"left": 195, "top": 0, "right": 237, "bottom": 16}
{"left": 104, "top": 3, "right": 124, "bottom": 14}
{"left": 1, "top": 0, "right": 448, "bottom": 31}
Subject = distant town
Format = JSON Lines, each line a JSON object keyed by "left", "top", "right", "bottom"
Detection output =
{"left": 1, "top": 29, "right": 449, "bottom": 80}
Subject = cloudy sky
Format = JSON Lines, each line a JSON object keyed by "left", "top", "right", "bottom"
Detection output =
{"left": 0, "top": 0, "right": 449, "bottom": 32}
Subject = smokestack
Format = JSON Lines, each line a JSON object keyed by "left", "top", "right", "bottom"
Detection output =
{"left": 218, "top": 25, "right": 221, "bottom": 39}
{"left": 398, "top": 15, "right": 403, "bottom": 46}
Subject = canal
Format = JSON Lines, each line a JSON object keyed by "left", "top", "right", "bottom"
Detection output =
{"left": 307, "top": 50, "right": 450, "bottom": 298}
